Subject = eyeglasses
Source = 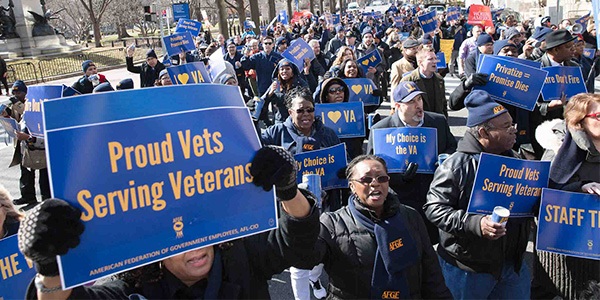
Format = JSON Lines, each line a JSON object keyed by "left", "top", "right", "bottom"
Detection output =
{"left": 585, "top": 112, "right": 600, "bottom": 121}
{"left": 488, "top": 123, "right": 517, "bottom": 133}
{"left": 264, "top": 42, "right": 273, "bottom": 45}
{"left": 351, "top": 175, "right": 390, "bottom": 185}
{"left": 328, "top": 86, "right": 344, "bottom": 94}
{"left": 295, "top": 107, "right": 315, "bottom": 114}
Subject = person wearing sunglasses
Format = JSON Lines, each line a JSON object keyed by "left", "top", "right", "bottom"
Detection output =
{"left": 532, "top": 93, "right": 600, "bottom": 300}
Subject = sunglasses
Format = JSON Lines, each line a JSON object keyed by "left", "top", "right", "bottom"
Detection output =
{"left": 351, "top": 175, "right": 390, "bottom": 185}
{"left": 295, "top": 107, "right": 315, "bottom": 114}
{"left": 328, "top": 86, "right": 344, "bottom": 94}
{"left": 585, "top": 112, "right": 600, "bottom": 121}
{"left": 264, "top": 42, "right": 273, "bottom": 45}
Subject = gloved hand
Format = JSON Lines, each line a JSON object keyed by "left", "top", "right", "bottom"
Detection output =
{"left": 250, "top": 146, "right": 298, "bottom": 201}
{"left": 464, "top": 73, "right": 488, "bottom": 89}
{"left": 18, "top": 199, "right": 84, "bottom": 276}
{"left": 402, "top": 162, "right": 419, "bottom": 182}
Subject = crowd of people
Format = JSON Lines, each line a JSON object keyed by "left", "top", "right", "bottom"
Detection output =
{"left": 1, "top": 2, "right": 599, "bottom": 300}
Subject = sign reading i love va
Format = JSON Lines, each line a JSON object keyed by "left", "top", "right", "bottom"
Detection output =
{"left": 315, "top": 102, "right": 365, "bottom": 138}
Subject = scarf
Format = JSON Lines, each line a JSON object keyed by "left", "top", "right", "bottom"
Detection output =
{"left": 348, "top": 196, "right": 419, "bottom": 299}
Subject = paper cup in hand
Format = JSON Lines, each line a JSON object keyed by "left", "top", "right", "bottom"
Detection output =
{"left": 491, "top": 206, "right": 510, "bottom": 226}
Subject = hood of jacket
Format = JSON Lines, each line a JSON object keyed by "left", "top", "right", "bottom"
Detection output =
{"left": 314, "top": 77, "right": 350, "bottom": 103}
{"left": 272, "top": 58, "right": 301, "bottom": 81}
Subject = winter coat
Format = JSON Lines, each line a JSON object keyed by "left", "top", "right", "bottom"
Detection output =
{"left": 240, "top": 51, "right": 284, "bottom": 96}
{"left": 261, "top": 116, "right": 341, "bottom": 155}
{"left": 126, "top": 57, "right": 165, "bottom": 88}
{"left": 262, "top": 59, "right": 312, "bottom": 123}
{"left": 401, "top": 69, "right": 447, "bottom": 117}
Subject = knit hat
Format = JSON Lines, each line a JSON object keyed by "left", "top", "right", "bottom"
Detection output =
{"left": 93, "top": 82, "right": 114, "bottom": 93}
{"left": 158, "top": 69, "right": 169, "bottom": 79}
{"left": 81, "top": 60, "right": 95, "bottom": 73}
{"left": 493, "top": 39, "right": 517, "bottom": 55}
{"left": 375, "top": 31, "right": 384, "bottom": 40}
{"left": 421, "top": 34, "right": 433, "bottom": 45}
{"left": 275, "top": 37, "right": 288, "bottom": 47}
{"left": 217, "top": 73, "right": 237, "bottom": 85}
{"left": 477, "top": 33, "right": 494, "bottom": 46}
{"left": 545, "top": 29, "right": 576, "bottom": 50}
{"left": 335, "top": 25, "right": 345, "bottom": 33}
{"left": 531, "top": 26, "right": 552, "bottom": 41}
{"left": 393, "top": 81, "right": 425, "bottom": 103}
{"left": 503, "top": 27, "right": 520, "bottom": 40}
{"left": 402, "top": 38, "right": 420, "bottom": 49}
{"left": 362, "top": 27, "right": 373, "bottom": 36}
{"left": 465, "top": 90, "right": 507, "bottom": 127}
{"left": 116, "top": 78, "right": 134, "bottom": 90}
{"left": 11, "top": 80, "right": 27, "bottom": 93}
{"left": 146, "top": 49, "right": 158, "bottom": 59}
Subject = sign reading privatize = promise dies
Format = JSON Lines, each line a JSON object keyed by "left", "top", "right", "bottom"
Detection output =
{"left": 43, "top": 84, "right": 277, "bottom": 289}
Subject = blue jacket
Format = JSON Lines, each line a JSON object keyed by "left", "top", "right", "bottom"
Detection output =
{"left": 261, "top": 116, "right": 341, "bottom": 155}
{"left": 263, "top": 59, "right": 311, "bottom": 123}
{"left": 241, "top": 51, "right": 284, "bottom": 95}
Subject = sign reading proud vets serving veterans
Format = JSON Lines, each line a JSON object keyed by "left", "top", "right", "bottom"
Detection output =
{"left": 0, "top": 235, "right": 37, "bottom": 300}
{"left": 43, "top": 85, "right": 277, "bottom": 288}
{"left": 418, "top": 10, "right": 437, "bottom": 34}
{"left": 163, "top": 31, "right": 196, "bottom": 57}
{"left": 436, "top": 52, "right": 447, "bottom": 69}
{"left": 175, "top": 18, "right": 202, "bottom": 37}
{"left": 282, "top": 38, "right": 315, "bottom": 70}
{"left": 24, "top": 85, "right": 64, "bottom": 138}
{"left": 372, "top": 127, "right": 438, "bottom": 174}
{"left": 583, "top": 48, "right": 595, "bottom": 60}
{"left": 166, "top": 62, "right": 211, "bottom": 85}
{"left": 474, "top": 55, "right": 548, "bottom": 111}
{"left": 343, "top": 78, "right": 379, "bottom": 106}
{"left": 356, "top": 49, "right": 382, "bottom": 74}
{"left": 315, "top": 102, "right": 365, "bottom": 138}
{"left": 294, "top": 143, "right": 348, "bottom": 190}
{"left": 468, "top": 4, "right": 493, "bottom": 28}
{"left": 0, "top": 117, "right": 18, "bottom": 138}
{"left": 446, "top": 6, "right": 460, "bottom": 21}
{"left": 537, "top": 188, "right": 600, "bottom": 260}
{"left": 467, "top": 153, "right": 550, "bottom": 217}
{"left": 541, "top": 66, "right": 587, "bottom": 101}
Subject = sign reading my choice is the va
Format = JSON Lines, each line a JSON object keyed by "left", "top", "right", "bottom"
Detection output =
{"left": 372, "top": 127, "right": 438, "bottom": 174}
{"left": 43, "top": 84, "right": 277, "bottom": 289}
{"left": 467, "top": 153, "right": 550, "bottom": 217}
{"left": 0, "top": 235, "right": 37, "bottom": 299}
{"left": 537, "top": 188, "right": 600, "bottom": 260}
{"left": 315, "top": 102, "right": 365, "bottom": 138}
{"left": 294, "top": 143, "right": 348, "bottom": 190}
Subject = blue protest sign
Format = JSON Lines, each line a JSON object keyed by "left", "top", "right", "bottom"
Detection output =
{"left": 0, "top": 235, "right": 37, "bottom": 300}
{"left": 594, "top": 1, "right": 600, "bottom": 50}
{"left": 24, "top": 85, "right": 63, "bottom": 138}
{"left": 279, "top": 10, "right": 289, "bottom": 25}
{"left": 172, "top": 3, "right": 190, "bottom": 21}
{"left": 315, "top": 102, "right": 365, "bottom": 138}
{"left": 44, "top": 85, "right": 276, "bottom": 288}
{"left": 436, "top": 52, "right": 447, "bottom": 69}
{"left": 332, "top": 14, "right": 340, "bottom": 25}
{"left": 418, "top": 10, "right": 437, "bottom": 34}
{"left": 399, "top": 32, "right": 409, "bottom": 40}
{"left": 162, "top": 31, "right": 196, "bottom": 57}
{"left": 574, "top": 12, "right": 591, "bottom": 31}
{"left": 166, "top": 62, "right": 211, "bottom": 85}
{"left": 175, "top": 19, "right": 202, "bottom": 37}
{"left": 467, "top": 153, "right": 550, "bottom": 217}
{"left": 541, "top": 66, "right": 587, "bottom": 101}
{"left": 356, "top": 49, "right": 382, "bottom": 74}
{"left": 477, "top": 54, "right": 542, "bottom": 71}
{"left": 343, "top": 78, "right": 379, "bottom": 106}
{"left": 372, "top": 127, "right": 438, "bottom": 174}
{"left": 537, "top": 188, "right": 600, "bottom": 260}
{"left": 62, "top": 84, "right": 81, "bottom": 97}
{"left": 446, "top": 7, "right": 460, "bottom": 22}
{"left": 294, "top": 143, "right": 348, "bottom": 190}
{"left": 474, "top": 55, "right": 548, "bottom": 111}
{"left": 282, "top": 38, "right": 315, "bottom": 70}
{"left": 244, "top": 20, "right": 256, "bottom": 29}
{"left": 0, "top": 117, "right": 18, "bottom": 138}
{"left": 583, "top": 48, "right": 595, "bottom": 60}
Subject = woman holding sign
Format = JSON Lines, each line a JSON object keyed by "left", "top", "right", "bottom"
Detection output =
{"left": 533, "top": 93, "right": 600, "bottom": 300}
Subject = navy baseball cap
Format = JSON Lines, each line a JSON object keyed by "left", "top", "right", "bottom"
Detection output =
{"left": 393, "top": 81, "right": 425, "bottom": 103}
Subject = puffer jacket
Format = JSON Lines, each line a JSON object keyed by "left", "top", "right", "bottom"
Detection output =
{"left": 424, "top": 130, "right": 532, "bottom": 278}
{"left": 308, "top": 194, "right": 452, "bottom": 299}
{"left": 260, "top": 116, "right": 341, "bottom": 155}
{"left": 263, "top": 59, "right": 313, "bottom": 123}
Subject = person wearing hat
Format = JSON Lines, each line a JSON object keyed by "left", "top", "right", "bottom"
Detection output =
{"left": 449, "top": 18, "right": 468, "bottom": 77}
{"left": 464, "top": 33, "right": 494, "bottom": 77}
{"left": 325, "top": 25, "right": 347, "bottom": 58}
{"left": 458, "top": 25, "right": 483, "bottom": 77}
{"left": 344, "top": 30, "right": 358, "bottom": 50}
{"left": 275, "top": 36, "right": 288, "bottom": 54}
{"left": 224, "top": 40, "right": 247, "bottom": 93}
{"left": 356, "top": 29, "right": 387, "bottom": 100}
{"left": 71, "top": 60, "right": 110, "bottom": 94}
{"left": 154, "top": 69, "right": 172, "bottom": 86}
{"left": 572, "top": 34, "right": 600, "bottom": 92}
{"left": 390, "top": 38, "right": 420, "bottom": 92}
{"left": 519, "top": 26, "right": 553, "bottom": 60}
{"left": 540, "top": 16, "right": 551, "bottom": 28}
{"left": 125, "top": 46, "right": 166, "bottom": 88}
{"left": 401, "top": 48, "right": 448, "bottom": 117}
{"left": 425, "top": 90, "right": 533, "bottom": 299}
{"left": 367, "top": 81, "right": 456, "bottom": 244}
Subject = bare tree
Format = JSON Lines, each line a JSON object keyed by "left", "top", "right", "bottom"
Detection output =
{"left": 78, "top": 0, "right": 115, "bottom": 47}
{"left": 47, "top": 0, "right": 92, "bottom": 43}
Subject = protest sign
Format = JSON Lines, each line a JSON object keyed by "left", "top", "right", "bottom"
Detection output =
{"left": 356, "top": 49, "right": 382, "bottom": 74}
{"left": 315, "top": 102, "right": 365, "bottom": 138}
{"left": 44, "top": 85, "right": 276, "bottom": 288}
{"left": 537, "top": 188, "right": 600, "bottom": 260}
{"left": 0, "top": 235, "right": 37, "bottom": 300}
{"left": 468, "top": 5, "right": 493, "bottom": 28}
{"left": 372, "top": 127, "right": 438, "bottom": 174}
{"left": 474, "top": 55, "right": 548, "bottom": 111}
{"left": 574, "top": 12, "right": 591, "bottom": 31}
{"left": 418, "top": 10, "right": 437, "bottom": 34}
{"left": 541, "top": 66, "right": 587, "bottom": 101}
{"left": 279, "top": 10, "right": 289, "bottom": 25}
{"left": 62, "top": 85, "right": 81, "bottom": 97}
{"left": 281, "top": 38, "right": 315, "bottom": 70}
{"left": 446, "top": 7, "right": 460, "bottom": 22}
{"left": 167, "top": 62, "right": 211, "bottom": 85}
{"left": 332, "top": 14, "right": 340, "bottom": 25}
{"left": 344, "top": 78, "right": 379, "bottom": 106}
{"left": 175, "top": 19, "right": 202, "bottom": 37}
{"left": 467, "top": 153, "right": 550, "bottom": 217}
{"left": 477, "top": 54, "right": 543, "bottom": 70}
{"left": 436, "top": 52, "right": 447, "bottom": 69}
{"left": 24, "top": 85, "right": 64, "bottom": 138}
{"left": 162, "top": 31, "right": 196, "bottom": 57}
{"left": 172, "top": 3, "right": 190, "bottom": 21}
{"left": 0, "top": 117, "right": 18, "bottom": 138}
{"left": 294, "top": 143, "right": 348, "bottom": 190}
{"left": 583, "top": 48, "right": 595, "bottom": 60}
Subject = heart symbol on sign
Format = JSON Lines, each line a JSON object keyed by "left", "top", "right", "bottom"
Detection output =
{"left": 177, "top": 73, "right": 189, "bottom": 84}
{"left": 351, "top": 85, "right": 362, "bottom": 94}
{"left": 361, "top": 60, "right": 369, "bottom": 66}
{"left": 328, "top": 111, "right": 342, "bottom": 123}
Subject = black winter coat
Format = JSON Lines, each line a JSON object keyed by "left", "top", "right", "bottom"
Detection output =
{"left": 126, "top": 57, "right": 166, "bottom": 88}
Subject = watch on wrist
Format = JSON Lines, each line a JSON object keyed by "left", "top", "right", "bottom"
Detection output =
{"left": 35, "top": 274, "right": 62, "bottom": 293}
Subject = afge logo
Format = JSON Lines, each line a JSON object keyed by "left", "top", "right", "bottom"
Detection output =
{"left": 404, "top": 82, "right": 416, "bottom": 93}
{"left": 493, "top": 105, "right": 505, "bottom": 114}
{"left": 173, "top": 216, "right": 184, "bottom": 238}
{"left": 303, "top": 144, "right": 315, "bottom": 151}
{"left": 389, "top": 238, "right": 404, "bottom": 251}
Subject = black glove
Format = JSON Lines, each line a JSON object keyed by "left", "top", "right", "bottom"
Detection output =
{"left": 336, "top": 166, "right": 347, "bottom": 179}
{"left": 402, "top": 162, "right": 419, "bottom": 182}
{"left": 250, "top": 146, "right": 298, "bottom": 201}
{"left": 18, "top": 199, "right": 84, "bottom": 276}
{"left": 464, "top": 73, "right": 488, "bottom": 89}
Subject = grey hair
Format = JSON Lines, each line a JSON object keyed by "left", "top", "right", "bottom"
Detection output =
{"left": 467, "top": 121, "right": 495, "bottom": 138}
